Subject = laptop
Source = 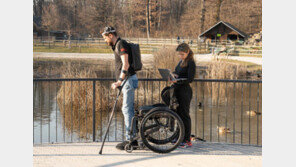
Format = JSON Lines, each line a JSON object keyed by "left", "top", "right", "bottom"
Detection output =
{"left": 158, "top": 69, "right": 176, "bottom": 81}
{"left": 158, "top": 69, "right": 188, "bottom": 82}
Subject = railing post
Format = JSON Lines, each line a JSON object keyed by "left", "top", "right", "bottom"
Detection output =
{"left": 93, "top": 80, "right": 96, "bottom": 142}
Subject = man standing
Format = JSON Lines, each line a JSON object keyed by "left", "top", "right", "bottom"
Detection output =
{"left": 101, "top": 26, "right": 138, "bottom": 150}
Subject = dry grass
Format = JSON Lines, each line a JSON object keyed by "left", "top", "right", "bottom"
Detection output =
{"left": 56, "top": 62, "right": 122, "bottom": 139}
{"left": 204, "top": 60, "right": 248, "bottom": 104}
{"left": 153, "top": 46, "right": 180, "bottom": 71}
{"left": 205, "top": 60, "right": 247, "bottom": 80}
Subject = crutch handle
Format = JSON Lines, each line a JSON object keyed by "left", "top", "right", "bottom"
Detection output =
{"left": 117, "top": 86, "right": 122, "bottom": 90}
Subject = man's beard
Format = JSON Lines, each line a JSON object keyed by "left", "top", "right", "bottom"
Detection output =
{"left": 107, "top": 41, "right": 112, "bottom": 46}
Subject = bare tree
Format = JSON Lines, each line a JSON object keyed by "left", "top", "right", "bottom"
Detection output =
{"left": 33, "top": 0, "right": 37, "bottom": 17}
{"left": 42, "top": 4, "right": 59, "bottom": 33}
{"left": 157, "top": 0, "right": 162, "bottom": 31}
{"left": 200, "top": 0, "right": 206, "bottom": 34}
{"left": 38, "top": 0, "right": 262, "bottom": 38}
{"left": 146, "top": 0, "right": 150, "bottom": 38}
{"left": 34, "top": 0, "right": 45, "bottom": 17}
{"left": 215, "top": 0, "right": 223, "bottom": 22}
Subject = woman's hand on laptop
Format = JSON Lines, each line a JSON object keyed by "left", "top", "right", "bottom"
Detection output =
{"left": 173, "top": 73, "right": 179, "bottom": 78}
{"left": 168, "top": 77, "right": 177, "bottom": 83}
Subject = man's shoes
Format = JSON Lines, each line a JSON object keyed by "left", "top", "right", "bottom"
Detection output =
{"left": 115, "top": 140, "right": 138, "bottom": 150}
{"left": 131, "top": 140, "right": 138, "bottom": 148}
{"left": 116, "top": 141, "right": 129, "bottom": 150}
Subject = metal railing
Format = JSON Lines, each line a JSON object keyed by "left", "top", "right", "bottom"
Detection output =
{"left": 33, "top": 78, "right": 262, "bottom": 146}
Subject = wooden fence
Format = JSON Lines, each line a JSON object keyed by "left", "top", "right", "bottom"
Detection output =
{"left": 33, "top": 37, "right": 262, "bottom": 56}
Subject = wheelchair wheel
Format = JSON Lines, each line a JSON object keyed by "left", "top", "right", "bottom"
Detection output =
{"left": 139, "top": 107, "right": 184, "bottom": 153}
{"left": 146, "top": 121, "right": 180, "bottom": 145}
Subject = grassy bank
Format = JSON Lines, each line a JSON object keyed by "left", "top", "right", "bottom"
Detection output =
{"left": 218, "top": 59, "right": 262, "bottom": 71}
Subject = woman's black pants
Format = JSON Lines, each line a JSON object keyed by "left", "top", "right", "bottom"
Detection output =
{"left": 174, "top": 84, "right": 192, "bottom": 142}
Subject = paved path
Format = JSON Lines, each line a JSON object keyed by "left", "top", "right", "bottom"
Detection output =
{"left": 194, "top": 54, "right": 262, "bottom": 65}
{"left": 33, "top": 52, "right": 154, "bottom": 63}
{"left": 33, "top": 52, "right": 262, "bottom": 65}
{"left": 33, "top": 141, "right": 261, "bottom": 167}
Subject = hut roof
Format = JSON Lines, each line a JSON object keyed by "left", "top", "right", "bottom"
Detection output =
{"left": 199, "top": 21, "right": 247, "bottom": 38}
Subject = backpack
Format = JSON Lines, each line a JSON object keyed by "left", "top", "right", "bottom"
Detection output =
{"left": 128, "top": 42, "right": 143, "bottom": 71}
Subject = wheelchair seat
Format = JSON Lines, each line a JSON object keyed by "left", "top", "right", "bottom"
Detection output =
{"left": 139, "top": 103, "right": 168, "bottom": 115}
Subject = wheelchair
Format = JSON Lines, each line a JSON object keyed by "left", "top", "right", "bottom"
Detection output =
{"left": 124, "top": 85, "right": 185, "bottom": 154}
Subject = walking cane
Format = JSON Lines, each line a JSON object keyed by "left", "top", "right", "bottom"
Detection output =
{"left": 99, "top": 75, "right": 130, "bottom": 155}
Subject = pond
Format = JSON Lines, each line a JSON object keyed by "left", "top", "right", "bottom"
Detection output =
{"left": 33, "top": 79, "right": 262, "bottom": 146}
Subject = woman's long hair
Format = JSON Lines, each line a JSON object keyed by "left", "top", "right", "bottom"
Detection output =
{"left": 176, "top": 43, "right": 194, "bottom": 68}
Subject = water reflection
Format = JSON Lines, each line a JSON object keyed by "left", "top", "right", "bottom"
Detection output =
{"left": 33, "top": 80, "right": 262, "bottom": 146}
{"left": 33, "top": 81, "right": 125, "bottom": 144}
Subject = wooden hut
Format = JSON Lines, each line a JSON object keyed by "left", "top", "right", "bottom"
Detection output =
{"left": 199, "top": 21, "right": 247, "bottom": 44}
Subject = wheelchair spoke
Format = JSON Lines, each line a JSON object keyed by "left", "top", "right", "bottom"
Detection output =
{"left": 144, "top": 126, "right": 161, "bottom": 136}
{"left": 143, "top": 123, "right": 159, "bottom": 131}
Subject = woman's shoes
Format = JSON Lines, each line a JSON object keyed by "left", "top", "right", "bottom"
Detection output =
{"left": 178, "top": 141, "right": 192, "bottom": 148}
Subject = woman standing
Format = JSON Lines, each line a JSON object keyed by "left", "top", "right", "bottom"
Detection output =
{"left": 169, "top": 43, "right": 196, "bottom": 148}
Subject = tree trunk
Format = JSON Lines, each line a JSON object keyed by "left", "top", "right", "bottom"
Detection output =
{"left": 48, "top": 30, "right": 50, "bottom": 48}
{"left": 146, "top": 0, "right": 150, "bottom": 39}
{"left": 33, "top": 0, "right": 37, "bottom": 17}
{"left": 169, "top": 0, "right": 172, "bottom": 29}
{"left": 216, "top": 0, "right": 223, "bottom": 22}
{"left": 178, "top": 0, "right": 182, "bottom": 21}
{"left": 123, "top": 14, "right": 126, "bottom": 37}
{"left": 200, "top": 0, "right": 206, "bottom": 35}
{"left": 158, "top": 0, "right": 162, "bottom": 31}
{"left": 37, "top": 0, "right": 44, "bottom": 17}
{"left": 129, "top": 1, "right": 133, "bottom": 32}
{"left": 149, "top": 0, "right": 152, "bottom": 33}
{"left": 121, "top": 0, "right": 126, "bottom": 37}
{"left": 68, "top": 30, "right": 71, "bottom": 48}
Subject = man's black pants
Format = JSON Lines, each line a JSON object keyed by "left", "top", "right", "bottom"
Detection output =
{"left": 174, "top": 84, "right": 192, "bottom": 142}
